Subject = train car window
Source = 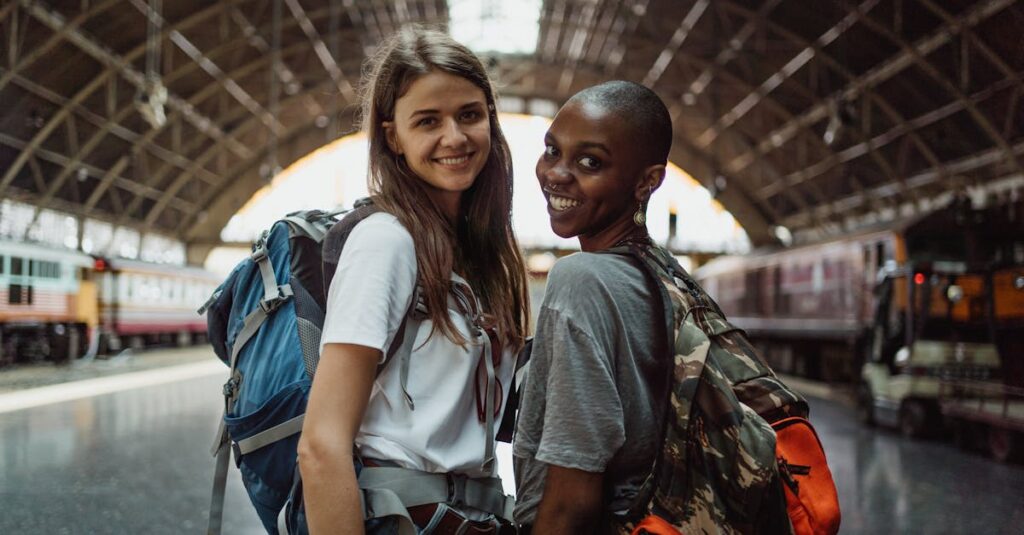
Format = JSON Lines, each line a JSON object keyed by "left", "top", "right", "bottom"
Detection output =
{"left": 11, "top": 256, "right": 24, "bottom": 276}
{"left": 0, "top": 255, "right": 5, "bottom": 274}
{"left": 8, "top": 284, "right": 33, "bottom": 305}
{"left": 875, "top": 242, "right": 885, "bottom": 268}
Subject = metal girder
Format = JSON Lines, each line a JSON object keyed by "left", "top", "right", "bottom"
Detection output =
{"left": 283, "top": 0, "right": 357, "bottom": 102}
{"left": 726, "top": 0, "right": 1015, "bottom": 175}
{"left": 0, "top": 132, "right": 193, "bottom": 214}
{"left": 642, "top": 0, "right": 709, "bottom": 87}
{"left": 2, "top": 0, "right": 252, "bottom": 202}
{"left": 853, "top": 5, "right": 1023, "bottom": 197}
{"left": 757, "top": 72, "right": 1024, "bottom": 199}
{"left": 115, "top": 43, "right": 341, "bottom": 233}
{"left": 1, "top": 67, "right": 220, "bottom": 184}
{"left": 156, "top": 80, "right": 342, "bottom": 233}
{"left": 715, "top": 1, "right": 948, "bottom": 219}
{"left": 782, "top": 138, "right": 1024, "bottom": 228}
{"left": 695, "top": 0, "right": 881, "bottom": 149}
{"left": 669, "top": 0, "right": 783, "bottom": 112}
{"left": 18, "top": 0, "right": 252, "bottom": 157}
{"left": 8, "top": 4, "right": 374, "bottom": 238}
{"left": 126, "top": 0, "right": 284, "bottom": 134}
{"left": 0, "top": 0, "right": 120, "bottom": 93}
{"left": 177, "top": 80, "right": 352, "bottom": 242}
{"left": 553, "top": 0, "right": 603, "bottom": 95}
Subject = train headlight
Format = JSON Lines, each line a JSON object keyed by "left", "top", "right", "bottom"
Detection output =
{"left": 946, "top": 284, "right": 964, "bottom": 303}
{"left": 895, "top": 347, "right": 911, "bottom": 366}
{"left": 1015, "top": 275, "right": 1024, "bottom": 290}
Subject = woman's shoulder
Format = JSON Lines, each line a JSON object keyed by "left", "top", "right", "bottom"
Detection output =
{"left": 548, "top": 251, "right": 638, "bottom": 284}
{"left": 347, "top": 211, "right": 414, "bottom": 250}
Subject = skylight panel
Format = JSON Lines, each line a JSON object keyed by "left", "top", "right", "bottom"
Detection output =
{"left": 448, "top": 0, "right": 541, "bottom": 55}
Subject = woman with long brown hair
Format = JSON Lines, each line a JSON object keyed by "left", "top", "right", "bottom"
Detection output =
{"left": 297, "top": 27, "right": 529, "bottom": 535}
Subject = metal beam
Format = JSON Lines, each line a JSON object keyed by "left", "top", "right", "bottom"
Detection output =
{"left": 725, "top": 0, "right": 1015, "bottom": 174}
{"left": 1, "top": 67, "right": 221, "bottom": 183}
{"left": 113, "top": 43, "right": 333, "bottom": 232}
{"left": 283, "top": 0, "right": 357, "bottom": 102}
{"left": 756, "top": 72, "right": 1023, "bottom": 199}
{"left": 3, "top": 0, "right": 252, "bottom": 201}
{"left": 695, "top": 0, "right": 881, "bottom": 149}
{"left": 0, "top": 132, "right": 193, "bottom": 214}
{"left": 854, "top": 3, "right": 1023, "bottom": 179}
{"left": 153, "top": 79, "right": 342, "bottom": 234}
{"left": 127, "top": 0, "right": 283, "bottom": 134}
{"left": 19, "top": 0, "right": 252, "bottom": 159}
{"left": 671, "top": 0, "right": 783, "bottom": 111}
{"left": 642, "top": 0, "right": 709, "bottom": 87}
{"left": 714, "top": 1, "right": 950, "bottom": 222}
{"left": 782, "top": 139, "right": 1024, "bottom": 228}
{"left": 0, "top": 0, "right": 120, "bottom": 93}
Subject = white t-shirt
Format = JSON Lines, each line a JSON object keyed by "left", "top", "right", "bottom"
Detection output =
{"left": 320, "top": 212, "right": 514, "bottom": 478}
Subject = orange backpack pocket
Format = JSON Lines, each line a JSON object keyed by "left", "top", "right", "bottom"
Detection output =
{"left": 631, "top": 514, "right": 681, "bottom": 535}
{"left": 773, "top": 416, "right": 841, "bottom": 535}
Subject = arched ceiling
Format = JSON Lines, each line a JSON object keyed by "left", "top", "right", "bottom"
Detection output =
{"left": 1, "top": 0, "right": 1022, "bottom": 262}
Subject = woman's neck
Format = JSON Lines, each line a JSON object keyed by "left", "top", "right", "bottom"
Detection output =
{"left": 579, "top": 220, "right": 651, "bottom": 252}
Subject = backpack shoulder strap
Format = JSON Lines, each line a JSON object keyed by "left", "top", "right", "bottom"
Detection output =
{"left": 320, "top": 198, "right": 423, "bottom": 385}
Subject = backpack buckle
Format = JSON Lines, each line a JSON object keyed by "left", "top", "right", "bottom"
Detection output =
{"left": 259, "top": 285, "right": 292, "bottom": 313}
{"left": 223, "top": 377, "right": 240, "bottom": 398}
{"left": 231, "top": 442, "right": 243, "bottom": 468}
{"left": 251, "top": 231, "right": 270, "bottom": 263}
{"left": 446, "top": 472, "right": 468, "bottom": 508}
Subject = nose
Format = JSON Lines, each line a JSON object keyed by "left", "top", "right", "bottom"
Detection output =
{"left": 439, "top": 117, "right": 468, "bottom": 148}
{"left": 537, "top": 157, "right": 571, "bottom": 188}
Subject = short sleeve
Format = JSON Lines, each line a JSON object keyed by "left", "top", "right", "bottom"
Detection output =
{"left": 527, "top": 306, "right": 626, "bottom": 472}
{"left": 319, "top": 213, "right": 417, "bottom": 361}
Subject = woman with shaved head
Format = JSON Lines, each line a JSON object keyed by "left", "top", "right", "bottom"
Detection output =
{"left": 513, "top": 81, "right": 797, "bottom": 535}
{"left": 512, "top": 80, "right": 674, "bottom": 534}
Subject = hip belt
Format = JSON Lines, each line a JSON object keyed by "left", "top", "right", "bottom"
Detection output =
{"left": 358, "top": 466, "right": 515, "bottom": 535}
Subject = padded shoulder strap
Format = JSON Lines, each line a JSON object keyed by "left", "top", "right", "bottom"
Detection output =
{"left": 319, "top": 198, "right": 422, "bottom": 379}
{"left": 321, "top": 200, "right": 383, "bottom": 299}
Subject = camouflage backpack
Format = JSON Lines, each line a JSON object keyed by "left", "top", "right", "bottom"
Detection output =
{"left": 609, "top": 243, "right": 813, "bottom": 535}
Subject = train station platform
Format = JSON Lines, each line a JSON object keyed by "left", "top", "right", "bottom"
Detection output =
{"left": 1, "top": 347, "right": 1022, "bottom": 534}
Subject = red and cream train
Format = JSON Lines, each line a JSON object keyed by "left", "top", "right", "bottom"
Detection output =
{"left": 0, "top": 239, "right": 219, "bottom": 365}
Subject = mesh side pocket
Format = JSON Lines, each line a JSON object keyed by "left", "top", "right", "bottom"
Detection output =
{"left": 291, "top": 281, "right": 324, "bottom": 379}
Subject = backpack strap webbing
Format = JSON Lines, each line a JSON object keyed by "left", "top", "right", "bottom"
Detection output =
{"left": 357, "top": 466, "right": 514, "bottom": 535}
{"left": 208, "top": 234, "right": 295, "bottom": 535}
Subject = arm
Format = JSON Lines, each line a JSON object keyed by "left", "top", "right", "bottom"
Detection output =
{"left": 533, "top": 464, "right": 605, "bottom": 534}
{"left": 297, "top": 343, "right": 380, "bottom": 535}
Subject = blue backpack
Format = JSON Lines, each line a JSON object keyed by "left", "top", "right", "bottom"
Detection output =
{"left": 201, "top": 200, "right": 524, "bottom": 534}
{"left": 201, "top": 200, "right": 421, "bottom": 533}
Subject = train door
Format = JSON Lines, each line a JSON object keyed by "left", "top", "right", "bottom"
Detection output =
{"left": 743, "top": 268, "right": 764, "bottom": 315}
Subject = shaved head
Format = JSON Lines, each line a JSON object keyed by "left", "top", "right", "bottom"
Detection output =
{"left": 567, "top": 80, "right": 673, "bottom": 167}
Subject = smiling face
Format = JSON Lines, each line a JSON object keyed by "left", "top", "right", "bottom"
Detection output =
{"left": 537, "top": 100, "right": 664, "bottom": 251}
{"left": 385, "top": 70, "right": 491, "bottom": 218}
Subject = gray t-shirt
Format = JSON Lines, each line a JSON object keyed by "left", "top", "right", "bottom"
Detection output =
{"left": 512, "top": 251, "right": 669, "bottom": 527}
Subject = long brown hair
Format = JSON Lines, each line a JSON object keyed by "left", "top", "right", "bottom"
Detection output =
{"left": 361, "top": 27, "right": 529, "bottom": 349}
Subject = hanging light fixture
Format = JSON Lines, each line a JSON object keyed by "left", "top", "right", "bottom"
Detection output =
{"left": 136, "top": 0, "right": 167, "bottom": 129}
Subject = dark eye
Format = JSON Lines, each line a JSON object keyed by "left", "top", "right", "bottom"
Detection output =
{"left": 578, "top": 155, "right": 601, "bottom": 170}
{"left": 460, "top": 109, "right": 482, "bottom": 121}
{"left": 543, "top": 145, "right": 559, "bottom": 159}
{"left": 415, "top": 117, "right": 437, "bottom": 127}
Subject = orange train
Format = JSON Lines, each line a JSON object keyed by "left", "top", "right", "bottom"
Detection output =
{"left": 695, "top": 202, "right": 1024, "bottom": 385}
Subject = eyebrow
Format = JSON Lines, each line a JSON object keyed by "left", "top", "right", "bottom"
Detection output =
{"left": 547, "top": 133, "right": 612, "bottom": 157}
{"left": 578, "top": 141, "right": 612, "bottom": 156}
{"left": 408, "top": 101, "right": 485, "bottom": 120}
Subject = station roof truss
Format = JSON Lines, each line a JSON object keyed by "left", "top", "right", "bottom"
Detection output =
{"left": 1, "top": 0, "right": 1022, "bottom": 260}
